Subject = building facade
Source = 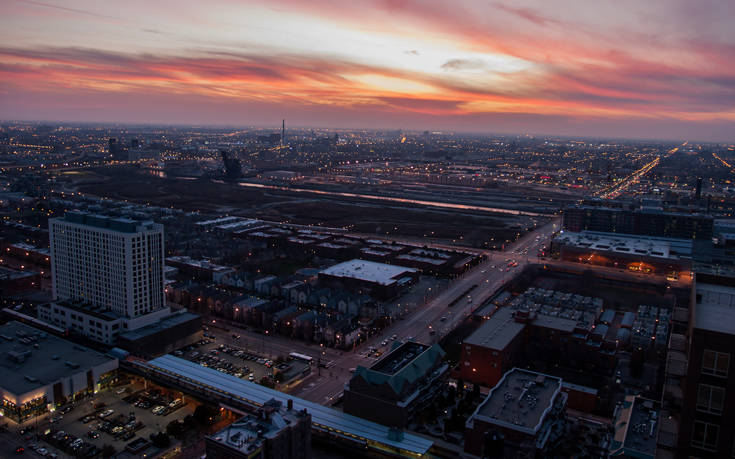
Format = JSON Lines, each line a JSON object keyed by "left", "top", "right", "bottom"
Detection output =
{"left": 563, "top": 206, "right": 713, "bottom": 240}
{"left": 0, "top": 321, "right": 118, "bottom": 423}
{"left": 672, "top": 276, "right": 735, "bottom": 457}
{"left": 50, "top": 212, "right": 166, "bottom": 318}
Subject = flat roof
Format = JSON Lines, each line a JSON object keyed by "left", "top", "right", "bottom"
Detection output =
{"left": 611, "top": 395, "right": 660, "bottom": 458}
{"left": 464, "top": 307, "right": 525, "bottom": 350}
{"left": 233, "top": 296, "right": 270, "bottom": 308}
{"left": 47, "top": 300, "right": 121, "bottom": 322}
{"left": 471, "top": 368, "right": 562, "bottom": 436}
{"left": 208, "top": 415, "right": 270, "bottom": 454}
{"left": 319, "top": 259, "right": 417, "bottom": 286}
{"left": 166, "top": 256, "right": 233, "bottom": 273}
{"left": 395, "top": 254, "right": 446, "bottom": 266}
{"left": 694, "top": 282, "right": 735, "bottom": 334}
{"left": 55, "top": 212, "right": 159, "bottom": 234}
{"left": 119, "top": 312, "right": 199, "bottom": 341}
{"left": 142, "top": 355, "right": 433, "bottom": 455}
{"left": 0, "top": 265, "right": 38, "bottom": 280}
{"left": 208, "top": 402, "right": 307, "bottom": 455}
{"left": 555, "top": 231, "right": 684, "bottom": 259}
{"left": 531, "top": 314, "right": 577, "bottom": 333}
{"left": 0, "top": 321, "right": 117, "bottom": 396}
{"left": 8, "top": 242, "right": 50, "bottom": 255}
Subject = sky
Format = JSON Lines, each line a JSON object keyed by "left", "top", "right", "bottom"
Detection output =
{"left": 1, "top": 0, "right": 734, "bottom": 141}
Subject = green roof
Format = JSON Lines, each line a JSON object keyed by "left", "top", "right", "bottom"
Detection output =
{"left": 355, "top": 342, "right": 445, "bottom": 396}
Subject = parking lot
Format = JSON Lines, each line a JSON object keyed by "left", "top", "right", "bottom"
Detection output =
{"left": 177, "top": 335, "right": 277, "bottom": 383}
{"left": 35, "top": 380, "right": 195, "bottom": 457}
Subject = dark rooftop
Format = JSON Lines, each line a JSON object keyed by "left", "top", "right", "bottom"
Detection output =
{"left": 611, "top": 395, "right": 660, "bottom": 458}
{"left": 464, "top": 307, "right": 525, "bottom": 350}
{"left": 58, "top": 211, "right": 158, "bottom": 233}
{"left": 0, "top": 321, "right": 117, "bottom": 397}
{"left": 471, "top": 368, "right": 563, "bottom": 435}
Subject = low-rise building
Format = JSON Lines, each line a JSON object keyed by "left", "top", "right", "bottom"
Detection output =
{"left": 610, "top": 395, "right": 660, "bottom": 458}
{"left": 464, "top": 368, "right": 567, "bottom": 457}
{"left": 205, "top": 398, "right": 311, "bottom": 459}
{"left": 344, "top": 341, "right": 447, "bottom": 427}
{"left": 552, "top": 230, "right": 692, "bottom": 276}
{"left": 460, "top": 288, "right": 611, "bottom": 387}
{"left": 165, "top": 256, "right": 236, "bottom": 282}
{"left": 117, "top": 311, "right": 202, "bottom": 358}
{"left": 38, "top": 299, "right": 175, "bottom": 345}
{"left": 319, "top": 259, "right": 418, "bottom": 299}
{"left": 0, "top": 321, "right": 118, "bottom": 423}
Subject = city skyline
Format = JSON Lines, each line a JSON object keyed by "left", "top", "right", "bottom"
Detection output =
{"left": 1, "top": 0, "right": 734, "bottom": 141}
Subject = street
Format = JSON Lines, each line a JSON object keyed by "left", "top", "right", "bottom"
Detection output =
{"left": 207, "top": 218, "right": 561, "bottom": 405}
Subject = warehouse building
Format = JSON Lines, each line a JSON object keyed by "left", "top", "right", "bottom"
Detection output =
{"left": 319, "top": 259, "right": 418, "bottom": 299}
{"left": 0, "top": 321, "right": 118, "bottom": 423}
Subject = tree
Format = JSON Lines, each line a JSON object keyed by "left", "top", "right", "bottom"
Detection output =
{"left": 630, "top": 347, "right": 645, "bottom": 378}
{"left": 101, "top": 445, "right": 116, "bottom": 458}
{"left": 446, "top": 386, "right": 456, "bottom": 404}
{"left": 259, "top": 376, "right": 275, "bottom": 388}
{"left": 166, "top": 420, "right": 183, "bottom": 437}
{"left": 194, "top": 404, "right": 216, "bottom": 426}
{"left": 151, "top": 432, "right": 171, "bottom": 448}
{"left": 456, "top": 378, "right": 465, "bottom": 396}
{"left": 182, "top": 414, "right": 196, "bottom": 430}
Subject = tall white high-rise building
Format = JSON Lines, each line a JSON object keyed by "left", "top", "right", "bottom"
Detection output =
{"left": 40, "top": 212, "right": 176, "bottom": 344}
{"left": 49, "top": 212, "right": 165, "bottom": 318}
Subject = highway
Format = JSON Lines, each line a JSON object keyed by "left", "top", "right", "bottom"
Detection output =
{"left": 713, "top": 152, "right": 733, "bottom": 170}
{"left": 594, "top": 142, "right": 688, "bottom": 200}
{"left": 208, "top": 217, "right": 560, "bottom": 405}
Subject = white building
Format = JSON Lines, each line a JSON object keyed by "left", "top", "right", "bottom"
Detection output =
{"left": 50, "top": 212, "right": 165, "bottom": 317}
{"left": 41, "top": 212, "right": 173, "bottom": 343}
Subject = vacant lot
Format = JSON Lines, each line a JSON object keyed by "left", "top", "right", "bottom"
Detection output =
{"left": 68, "top": 166, "right": 534, "bottom": 247}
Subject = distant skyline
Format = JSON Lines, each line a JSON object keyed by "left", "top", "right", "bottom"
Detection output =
{"left": 1, "top": 0, "right": 734, "bottom": 141}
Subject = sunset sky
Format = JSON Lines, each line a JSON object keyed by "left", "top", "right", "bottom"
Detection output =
{"left": 1, "top": 0, "right": 733, "bottom": 140}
